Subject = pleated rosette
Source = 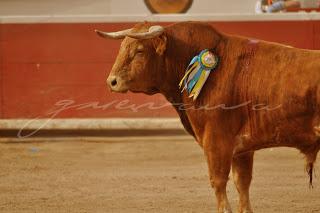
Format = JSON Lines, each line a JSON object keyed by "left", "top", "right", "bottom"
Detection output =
{"left": 179, "top": 49, "right": 219, "bottom": 100}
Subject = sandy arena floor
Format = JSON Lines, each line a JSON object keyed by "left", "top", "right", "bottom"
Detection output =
{"left": 0, "top": 136, "right": 319, "bottom": 213}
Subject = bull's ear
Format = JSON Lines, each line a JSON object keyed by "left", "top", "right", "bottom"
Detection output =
{"left": 153, "top": 34, "right": 167, "bottom": 55}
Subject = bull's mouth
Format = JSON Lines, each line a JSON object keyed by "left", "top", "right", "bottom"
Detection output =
{"left": 114, "top": 89, "right": 129, "bottom": 93}
{"left": 108, "top": 86, "right": 129, "bottom": 93}
{"left": 109, "top": 86, "right": 159, "bottom": 95}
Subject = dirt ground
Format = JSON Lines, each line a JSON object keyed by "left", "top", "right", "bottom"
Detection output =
{"left": 0, "top": 136, "right": 319, "bottom": 213}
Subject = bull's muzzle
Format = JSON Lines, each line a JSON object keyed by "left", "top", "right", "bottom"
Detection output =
{"left": 106, "top": 75, "right": 128, "bottom": 93}
{"left": 107, "top": 75, "right": 118, "bottom": 89}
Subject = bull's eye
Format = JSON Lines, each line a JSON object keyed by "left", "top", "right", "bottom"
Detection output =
{"left": 135, "top": 50, "right": 144, "bottom": 56}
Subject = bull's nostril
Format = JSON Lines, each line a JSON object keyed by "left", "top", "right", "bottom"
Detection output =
{"left": 111, "top": 79, "right": 117, "bottom": 86}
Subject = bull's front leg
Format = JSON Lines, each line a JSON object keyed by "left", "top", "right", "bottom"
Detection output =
{"left": 203, "top": 131, "right": 234, "bottom": 213}
{"left": 232, "top": 152, "right": 254, "bottom": 213}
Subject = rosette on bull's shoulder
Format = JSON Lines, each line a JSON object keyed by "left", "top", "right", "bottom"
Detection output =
{"left": 179, "top": 49, "right": 219, "bottom": 100}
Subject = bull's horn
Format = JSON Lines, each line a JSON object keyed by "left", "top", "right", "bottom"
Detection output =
{"left": 95, "top": 28, "right": 132, "bottom": 39}
{"left": 126, "top": 26, "right": 164, "bottom": 39}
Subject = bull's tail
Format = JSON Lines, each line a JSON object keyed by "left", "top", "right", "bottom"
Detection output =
{"left": 306, "top": 162, "right": 314, "bottom": 188}
{"left": 307, "top": 77, "right": 320, "bottom": 187}
{"left": 305, "top": 146, "right": 319, "bottom": 188}
{"left": 308, "top": 86, "right": 320, "bottom": 186}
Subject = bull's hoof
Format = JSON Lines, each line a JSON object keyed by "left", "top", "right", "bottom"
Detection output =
{"left": 221, "top": 208, "right": 232, "bottom": 213}
{"left": 237, "top": 207, "right": 253, "bottom": 213}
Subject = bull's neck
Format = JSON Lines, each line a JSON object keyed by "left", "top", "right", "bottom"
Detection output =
{"left": 157, "top": 31, "right": 225, "bottom": 104}
{"left": 155, "top": 28, "right": 225, "bottom": 137}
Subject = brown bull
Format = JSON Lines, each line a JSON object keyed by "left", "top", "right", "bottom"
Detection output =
{"left": 96, "top": 22, "right": 320, "bottom": 213}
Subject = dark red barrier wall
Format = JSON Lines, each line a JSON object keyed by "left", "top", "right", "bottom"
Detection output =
{"left": 1, "top": 21, "right": 319, "bottom": 118}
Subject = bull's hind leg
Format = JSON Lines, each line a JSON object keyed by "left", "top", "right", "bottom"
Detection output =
{"left": 203, "top": 133, "right": 234, "bottom": 213}
{"left": 232, "top": 152, "right": 254, "bottom": 213}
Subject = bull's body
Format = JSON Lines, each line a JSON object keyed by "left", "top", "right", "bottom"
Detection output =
{"left": 177, "top": 31, "right": 320, "bottom": 154}
{"left": 97, "top": 22, "right": 320, "bottom": 213}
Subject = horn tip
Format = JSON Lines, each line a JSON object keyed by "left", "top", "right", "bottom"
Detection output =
{"left": 95, "top": 29, "right": 105, "bottom": 38}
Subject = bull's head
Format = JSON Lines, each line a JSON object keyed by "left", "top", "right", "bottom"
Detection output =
{"left": 95, "top": 23, "right": 167, "bottom": 95}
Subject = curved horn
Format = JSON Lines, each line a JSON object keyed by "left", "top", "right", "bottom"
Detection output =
{"left": 95, "top": 28, "right": 132, "bottom": 39}
{"left": 126, "top": 26, "right": 164, "bottom": 39}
